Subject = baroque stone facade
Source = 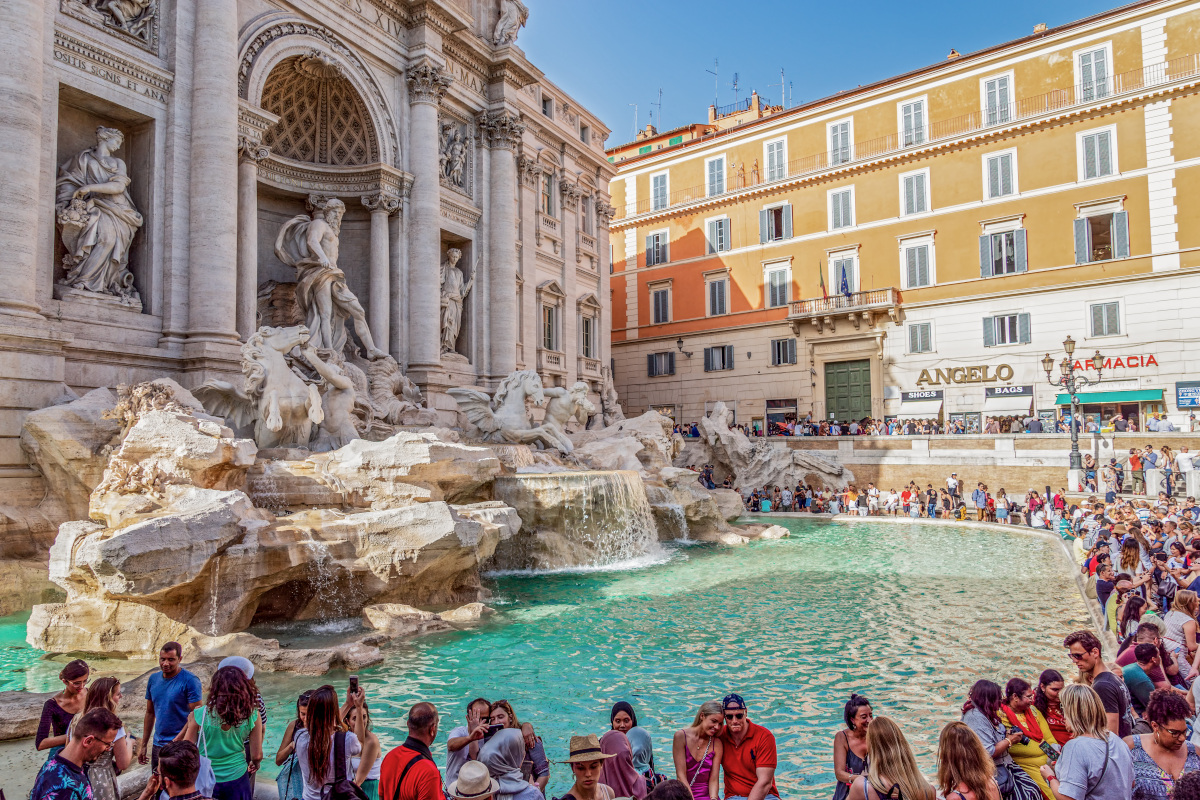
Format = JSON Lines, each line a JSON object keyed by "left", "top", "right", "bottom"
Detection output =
{"left": 0, "top": 0, "right": 615, "bottom": 500}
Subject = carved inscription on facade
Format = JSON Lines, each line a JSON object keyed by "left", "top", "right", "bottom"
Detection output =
{"left": 331, "top": 0, "right": 405, "bottom": 38}
{"left": 53, "top": 30, "right": 173, "bottom": 103}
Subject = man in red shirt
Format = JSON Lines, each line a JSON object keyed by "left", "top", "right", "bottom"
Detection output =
{"left": 718, "top": 693, "right": 779, "bottom": 800}
{"left": 381, "top": 702, "right": 445, "bottom": 800}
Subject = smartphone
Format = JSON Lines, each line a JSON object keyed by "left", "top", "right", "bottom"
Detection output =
{"left": 486, "top": 723, "right": 504, "bottom": 737}
{"left": 348, "top": 675, "right": 358, "bottom": 696}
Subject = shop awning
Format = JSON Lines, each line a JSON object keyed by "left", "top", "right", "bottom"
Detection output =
{"left": 1054, "top": 389, "right": 1163, "bottom": 405}
{"left": 983, "top": 395, "right": 1034, "bottom": 415}
{"left": 896, "top": 399, "right": 943, "bottom": 420}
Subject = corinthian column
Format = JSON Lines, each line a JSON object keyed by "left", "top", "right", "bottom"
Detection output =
{"left": 405, "top": 62, "right": 452, "bottom": 381}
{"left": 478, "top": 110, "right": 525, "bottom": 380}
{"left": 186, "top": 0, "right": 241, "bottom": 347}
{"left": 0, "top": 0, "right": 45, "bottom": 320}
{"left": 236, "top": 138, "right": 269, "bottom": 340}
{"left": 362, "top": 192, "right": 400, "bottom": 356}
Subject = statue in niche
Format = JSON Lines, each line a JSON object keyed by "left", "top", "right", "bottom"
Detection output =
{"left": 274, "top": 198, "right": 387, "bottom": 359}
{"left": 54, "top": 126, "right": 144, "bottom": 305}
{"left": 86, "top": 0, "right": 155, "bottom": 36}
{"left": 439, "top": 123, "right": 468, "bottom": 188}
{"left": 439, "top": 248, "right": 476, "bottom": 356}
{"left": 493, "top": 0, "right": 528, "bottom": 47}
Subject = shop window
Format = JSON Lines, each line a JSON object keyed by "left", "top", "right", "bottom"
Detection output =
{"left": 647, "top": 351, "right": 675, "bottom": 377}
{"left": 1074, "top": 211, "right": 1129, "bottom": 263}
{"left": 1090, "top": 302, "right": 1120, "bottom": 337}
{"left": 704, "top": 345, "right": 734, "bottom": 372}
{"left": 766, "top": 399, "right": 797, "bottom": 435}
{"left": 770, "top": 338, "right": 797, "bottom": 366}
{"left": 908, "top": 322, "right": 933, "bottom": 353}
{"left": 980, "top": 229, "right": 1027, "bottom": 276}
{"left": 983, "top": 312, "right": 1031, "bottom": 346}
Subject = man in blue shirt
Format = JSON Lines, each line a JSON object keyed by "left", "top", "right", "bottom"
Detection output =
{"left": 31, "top": 707, "right": 122, "bottom": 800}
{"left": 137, "top": 641, "right": 203, "bottom": 769}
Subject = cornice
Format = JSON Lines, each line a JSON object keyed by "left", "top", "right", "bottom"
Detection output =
{"left": 53, "top": 27, "right": 174, "bottom": 100}
{"left": 404, "top": 0, "right": 469, "bottom": 36}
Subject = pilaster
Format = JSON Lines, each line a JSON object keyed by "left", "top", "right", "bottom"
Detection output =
{"left": 478, "top": 109, "right": 525, "bottom": 381}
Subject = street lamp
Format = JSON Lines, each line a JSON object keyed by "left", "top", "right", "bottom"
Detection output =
{"left": 1042, "top": 338, "right": 1104, "bottom": 475}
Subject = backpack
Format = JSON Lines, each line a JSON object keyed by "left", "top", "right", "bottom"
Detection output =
{"left": 321, "top": 732, "right": 369, "bottom": 800}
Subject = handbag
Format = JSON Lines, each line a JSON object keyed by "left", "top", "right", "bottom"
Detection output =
{"left": 322, "top": 731, "right": 369, "bottom": 800}
{"left": 196, "top": 708, "right": 217, "bottom": 798}
{"left": 276, "top": 753, "right": 302, "bottom": 800}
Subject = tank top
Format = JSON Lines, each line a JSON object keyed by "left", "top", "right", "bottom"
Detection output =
{"left": 683, "top": 734, "right": 714, "bottom": 800}
{"left": 833, "top": 731, "right": 867, "bottom": 800}
{"left": 350, "top": 753, "right": 383, "bottom": 781}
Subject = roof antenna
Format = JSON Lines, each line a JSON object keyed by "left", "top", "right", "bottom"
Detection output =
{"left": 705, "top": 59, "right": 719, "bottom": 108}
{"left": 651, "top": 88, "right": 663, "bottom": 130}
{"left": 773, "top": 68, "right": 786, "bottom": 108}
{"left": 731, "top": 72, "right": 740, "bottom": 107}
{"left": 628, "top": 103, "right": 638, "bottom": 137}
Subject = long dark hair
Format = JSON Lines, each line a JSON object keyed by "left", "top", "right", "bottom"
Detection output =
{"left": 844, "top": 693, "right": 871, "bottom": 730}
{"left": 295, "top": 690, "right": 313, "bottom": 731}
{"left": 305, "top": 686, "right": 340, "bottom": 786}
{"left": 206, "top": 666, "right": 255, "bottom": 728}
{"left": 1120, "top": 596, "right": 1147, "bottom": 634}
{"left": 1003, "top": 678, "right": 1031, "bottom": 706}
{"left": 1032, "top": 670, "right": 1064, "bottom": 718}
{"left": 964, "top": 680, "right": 1003, "bottom": 725}
{"left": 610, "top": 701, "right": 637, "bottom": 728}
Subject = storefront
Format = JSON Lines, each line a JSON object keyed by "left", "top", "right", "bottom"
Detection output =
{"left": 1054, "top": 388, "right": 1164, "bottom": 428}
{"left": 978, "top": 385, "right": 1035, "bottom": 431}
{"left": 650, "top": 404, "right": 677, "bottom": 421}
{"left": 766, "top": 398, "right": 797, "bottom": 435}
{"left": 895, "top": 390, "right": 944, "bottom": 423}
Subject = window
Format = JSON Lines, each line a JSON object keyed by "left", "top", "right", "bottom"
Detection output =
{"left": 766, "top": 139, "right": 787, "bottom": 180}
{"left": 831, "top": 256, "right": 857, "bottom": 295}
{"left": 1090, "top": 301, "right": 1120, "bottom": 337}
{"left": 829, "top": 120, "right": 852, "bottom": 165}
{"left": 651, "top": 287, "right": 670, "bottom": 324}
{"left": 581, "top": 316, "right": 595, "bottom": 357}
{"left": 651, "top": 172, "right": 669, "bottom": 211}
{"left": 707, "top": 278, "right": 728, "bottom": 316}
{"left": 704, "top": 345, "right": 734, "bottom": 372}
{"left": 983, "top": 313, "right": 1031, "bottom": 346}
{"left": 983, "top": 74, "right": 1012, "bottom": 125}
{"left": 985, "top": 151, "right": 1016, "bottom": 199}
{"left": 1074, "top": 211, "right": 1129, "bottom": 263}
{"left": 645, "top": 231, "right": 669, "bottom": 266}
{"left": 706, "top": 217, "right": 731, "bottom": 253}
{"left": 638, "top": 144, "right": 651, "bottom": 155}
{"left": 706, "top": 156, "right": 725, "bottom": 197}
{"left": 979, "top": 229, "right": 1028, "bottom": 277}
{"left": 901, "top": 99, "right": 926, "bottom": 147}
{"left": 541, "top": 304, "right": 559, "bottom": 350}
{"left": 901, "top": 170, "right": 929, "bottom": 216}
{"left": 580, "top": 124, "right": 590, "bottom": 144}
{"left": 908, "top": 322, "right": 933, "bottom": 353}
{"left": 581, "top": 196, "right": 594, "bottom": 234}
{"left": 903, "top": 242, "right": 933, "bottom": 288}
{"left": 668, "top": 135, "right": 683, "bottom": 146}
{"left": 829, "top": 188, "right": 854, "bottom": 230}
{"left": 1079, "top": 128, "right": 1115, "bottom": 180}
{"left": 540, "top": 173, "right": 554, "bottom": 215}
{"left": 759, "top": 204, "right": 792, "bottom": 242}
{"left": 770, "top": 338, "right": 797, "bottom": 366}
{"left": 647, "top": 351, "right": 675, "bottom": 377}
{"left": 765, "top": 266, "right": 789, "bottom": 308}
{"left": 541, "top": 97, "right": 553, "bottom": 118}
{"left": 1078, "top": 45, "right": 1110, "bottom": 101}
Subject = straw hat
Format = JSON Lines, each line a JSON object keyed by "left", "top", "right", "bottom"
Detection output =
{"left": 562, "top": 733, "right": 615, "bottom": 763}
{"left": 447, "top": 761, "right": 499, "bottom": 800}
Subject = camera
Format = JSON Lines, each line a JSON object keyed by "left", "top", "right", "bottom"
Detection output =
{"left": 1007, "top": 726, "right": 1030, "bottom": 746}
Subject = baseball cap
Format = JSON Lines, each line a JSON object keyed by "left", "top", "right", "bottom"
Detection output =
{"left": 722, "top": 693, "right": 747, "bottom": 710}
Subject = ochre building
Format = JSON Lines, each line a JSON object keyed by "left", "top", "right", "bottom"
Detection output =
{"left": 608, "top": 0, "right": 1200, "bottom": 434}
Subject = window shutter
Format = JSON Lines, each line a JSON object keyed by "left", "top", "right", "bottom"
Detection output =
{"left": 915, "top": 174, "right": 927, "bottom": 212}
{"left": 909, "top": 325, "right": 920, "bottom": 353}
{"left": 703, "top": 347, "right": 712, "bottom": 372}
{"left": 831, "top": 195, "right": 842, "bottom": 229}
{"left": 645, "top": 235, "right": 654, "bottom": 265}
{"left": 917, "top": 246, "right": 930, "bottom": 286}
{"left": 1014, "top": 228, "right": 1028, "bottom": 273}
{"left": 904, "top": 176, "right": 916, "bottom": 214}
{"left": 1073, "top": 218, "right": 1090, "bottom": 264}
{"left": 1096, "top": 50, "right": 1108, "bottom": 96}
{"left": 759, "top": 209, "right": 768, "bottom": 243}
{"left": 842, "top": 192, "right": 852, "bottom": 226}
{"left": 1113, "top": 211, "right": 1130, "bottom": 258}
{"left": 788, "top": 338, "right": 796, "bottom": 364}
{"left": 1001, "top": 154, "right": 1013, "bottom": 195}
{"left": 1090, "top": 304, "right": 1105, "bottom": 337}
{"left": 1017, "top": 312, "right": 1032, "bottom": 344}
{"left": 1081, "top": 51, "right": 1094, "bottom": 93}
{"left": 987, "top": 157, "right": 1000, "bottom": 199}
{"left": 668, "top": 352, "right": 675, "bottom": 375}
{"left": 721, "top": 218, "right": 731, "bottom": 251}
{"left": 1097, "top": 131, "right": 1112, "bottom": 176}
{"left": 983, "top": 317, "right": 997, "bottom": 347}
{"left": 921, "top": 324, "right": 932, "bottom": 352}
{"left": 1083, "top": 134, "right": 1098, "bottom": 179}
{"left": 661, "top": 239, "right": 669, "bottom": 264}
{"left": 707, "top": 220, "right": 717, "bottom": 254}
{"left": 725, "top": 345, "right": 734, "bottom": 368}
{"left": 782, "top": 204, "right": 793, "bottom": 239}
{"left": 980, "top": 235, "right": 993, "bottom": 278}
{"left": 1106, "top": 303, "right": 1119, "bottom": 335}
{"left": 647, "top": 354, "right": 656, "bottom": 377}
{"left": 906, "top": 248, "right": 918, "bottom": 288}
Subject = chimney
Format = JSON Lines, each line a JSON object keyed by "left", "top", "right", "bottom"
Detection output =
{"left": 947, "top": 49, "right": 961, "bottom": 60}
{"left": 1034, "top": 23, "right": 1047, "bottom": 33}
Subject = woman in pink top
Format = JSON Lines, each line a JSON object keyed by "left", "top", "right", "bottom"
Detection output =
{"left": 672, "top": 701, "right": 724, "bottom": 800}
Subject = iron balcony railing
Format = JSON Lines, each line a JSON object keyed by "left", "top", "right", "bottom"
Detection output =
{"left": 788, "top": 288, "right": 900, "bottom": 318}
{"left": 621, "top": 53, "right": 1200, "bottom": 220}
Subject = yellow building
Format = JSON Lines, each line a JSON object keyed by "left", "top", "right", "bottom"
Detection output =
{"left": 608, "top": 0, "right": 1200, "bottom": 434}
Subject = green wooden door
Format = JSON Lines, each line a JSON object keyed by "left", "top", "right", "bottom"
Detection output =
{"left": 824, "top": 359, "right": 872, "bottom": 422}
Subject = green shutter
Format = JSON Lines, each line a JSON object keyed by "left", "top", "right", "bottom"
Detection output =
{"left": 1091, "top": 304, "right": 1105, "bottom": 337}
{"left": 1105, "top": 303, "right": 1119, "bottom": 335}
{"left": 638, "top": 145, "right": 652, "bottom": 155}
{"left": 782, "top": 204, "right": 793, "bottom": 238}
{"left": 668, "top": 135, "right": 683, "bottom": 146}
{"left": 759, "top": 209, "right": 769, "bottom": 243}
{"left": 1018, "top": 312, "right": 1032, "bottom": 344}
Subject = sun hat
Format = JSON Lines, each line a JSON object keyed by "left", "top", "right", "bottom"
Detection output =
{"left": 218, "top": 655, "right": 255, "bottom": 679}
{"left": 562, "top": 733, "right": 615, "bottom": 763}
{"left": 447, "top": 760, "right": 499, "bottom": 799}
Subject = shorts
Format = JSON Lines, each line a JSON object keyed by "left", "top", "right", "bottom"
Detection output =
{"left": 996, "top": 508, "right": 1009, "bottom": 520}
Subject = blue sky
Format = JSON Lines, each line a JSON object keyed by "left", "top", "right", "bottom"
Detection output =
{"left": 517, "top": 0, "right": 1125, "bottom": 145}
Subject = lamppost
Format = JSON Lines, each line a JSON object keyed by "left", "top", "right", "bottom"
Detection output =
{"left": 1041, "top": 336, "right": 1104, "bottom": 474}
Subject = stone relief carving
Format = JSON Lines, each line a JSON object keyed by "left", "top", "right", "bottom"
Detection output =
{"left": 448, "top": 370, "right": 565, "bottom": 451}
{"left": 595, "top": 201, "right": 616, "bottom": 228}
{"left": 62, "top": 0, "right": 157, "bottom": 50}
{"left": 477, "top": 110, "right": 525, "bottom": 151}
{"left": 559, "top": 179, "right": 581, "bottom": 211}
{"left": 54, "top": 126, "right": 144, "bottom": 308}
{"left": 438, "top": 119, "right": 472, "bottom": 194}
{"left": 440, "top": 248, "right": 476, "bottom": 358}
{"left": 406, "top": 62, "right": 453, "bottom": 105}
{"left": 493, "top": 0, "right": 529, "bottom": 47}
{"left": 273, "top": 196, "right": 386, "bottom": 358}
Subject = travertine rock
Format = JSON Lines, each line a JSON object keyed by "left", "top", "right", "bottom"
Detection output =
{"left": 439, "top": 602, "right": 495, "bottom": 624}
{"left": 711, "top": 488, "right": 745, "bottom": 522}
{"left": 362, "top": 603, "right": 450, "bottom": 637}
{"left": 572, "top": 411, "right": 679, "bottom": 475}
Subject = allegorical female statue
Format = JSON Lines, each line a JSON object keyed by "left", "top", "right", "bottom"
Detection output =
{"left": 54, "top": 126, "right": 144, "bottom": 304}
{"left": 440, "top": 247, "right": 475, "bottom": 355}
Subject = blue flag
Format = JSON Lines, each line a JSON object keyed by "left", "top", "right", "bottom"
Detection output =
{"left": 840, "top": 262, "right": 852, "bottom": 298}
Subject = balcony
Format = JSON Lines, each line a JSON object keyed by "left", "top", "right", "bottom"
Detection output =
{"left": 788, "top": 288, "right": 900, "bottom": 334}
{"left": 537, "top": 347, "right": 567, "bottom": 376}
{"left": 578, "top": 355, "right": 601, "bottom": 380}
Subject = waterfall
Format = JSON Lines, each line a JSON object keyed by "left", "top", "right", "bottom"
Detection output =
{"left": 491, "top": 470, "right": 664, "bottom": 571}
{"left": 208, "top": 556, "right": 221, "bottom": 636}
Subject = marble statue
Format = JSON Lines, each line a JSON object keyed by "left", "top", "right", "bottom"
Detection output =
{"left": 599, "top": 365, "right": 626, "bottom": 427}
{"left": 493, "top": 0, "right": 528, "bottom": 47}
{"left": 303, "top": 346, "right": 360, "bottom": 452}
{"left": 439, "top": 124, "right": 468, "bottom": 188}
{"left": 440, "top": 248, "right": 475, "bottom": 355}
{"left": 364, "top": 355, "right": 428, "bottom": 425}
{"left": 88, "top": 0, "right": 155, "bottom": 36}
{"left": 54, "top": 126, "right": 144, "bottom": 304}
{"left": 194, "top": 325, "right": 324, "bottom": 449}
{"left": 449, "top": 370, "right": 563, "bottom": 450}
{"left": 534, "top": 382, "right": 595, "bottom": 453}
{"left": 274, "top": 198, "right": 387, "bottom": 359}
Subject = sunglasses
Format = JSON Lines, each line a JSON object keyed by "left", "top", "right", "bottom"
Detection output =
{"left": 724, "top": 712, "right": 745, "bottom": 720}
{"left": 1067, "top": 652, "right": 1087, "bottom": 661}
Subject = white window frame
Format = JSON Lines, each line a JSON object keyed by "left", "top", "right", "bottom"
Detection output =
{"left": 907, "top": 321, "right": 935, "bottom": 354}
{"left": 827, "top": 118, "right": 854, "bottom": 165}
{"left": 1087, "top": 300, "right": 1124, "bottom": 339}
{"left": 1074, "top": 41, "right": 1114, "bottom": 101}
{"left": 899, "top": 167, "right": 931, "bottom": 217}
{"left": 1076, "top": 124, "right": 1119, "bottom": 182}
{"left": 705, "top": 154, "right": 727, "bottom": 197}
{"left": 704, "top": 213, "right": 730, "bottom": 253}
{"left": 982, "top": 148, "right": 1019, "bottom": 201}
{"left": 763, "top": 259, "right": 792, "bottom": 309}
{"left": 764, "top": 137, "right": 788, "bottom": 181}
{"left": 645, "top": 228, "right": 669, "bottom": 267}
{"left": 990, "top": 313, "right": 1023, "bottom": 346}
{"left": 827, "top": 185, "right": 856, "bottom": 231}
{"left": 980, "top": 71, "right": 1015, "bottom": 126}
{"left": 580, "top": 123, "right": 590, "bottom": 145}
{"left": 898, "top": 232, "right": 936, "bottom": 290}
{"left": 762, "top": 200, "right": 792, "bottom": 242}
{"left": 541, "top": 303, "right": 559, "bottom": 351}
{"left": 705, "top": 274, "right": 729, "bottom": 317}
{"left": 897, "top": 95, "right": 928, "bottom": 148}
{"left": 649, "top": 169, "right": 670, "bottom": 211}
{"left": 827, "top": 246, "right": 860, "bottom": 295}
{"left": 648, "top": 280, "right": 672, "bottom": 325}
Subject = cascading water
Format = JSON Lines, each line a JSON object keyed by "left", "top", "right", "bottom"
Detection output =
{"left": 490, "top": 470, "right": 664, "bottom": 571}
{"left": 208, "top": 556, "right": 221, "bottom": 636}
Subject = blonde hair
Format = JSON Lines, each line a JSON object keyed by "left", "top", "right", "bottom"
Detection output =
{"left": 1172, "top": 590, "right": 1199, "bottom": 617}
{"left": 937, "top": 722, "right": 995, "bottom": 800}
{"left": 488, "top": 699, "right": 519, "bottom": 729}
{"left": 866, "top": 716, "right": 935, "bottom": 800}
{"left": 1059, "top": 684, "right": 1109, "bottom": 740}
{"left": 691, "top": 700, "right": 723, "bottom": 728}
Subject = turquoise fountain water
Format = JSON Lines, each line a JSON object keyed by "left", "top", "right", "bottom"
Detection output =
{"left": 0, "top": 519, "right": 1088, "bottom": 797}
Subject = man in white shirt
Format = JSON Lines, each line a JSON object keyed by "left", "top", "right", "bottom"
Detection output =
{"left": 1147, "top": 415, "right": 1160, "bottom": 432}
{"left": 780, "top": 487, "right": 793, "bottom": 511}
{"left": 946, "top": 473, "right": 960, "bottom": 500}
{"left": 1177, "top": 448, "right": 1195, "bottom": 474}
{"left": 867, "top": 484, "right": 880, "bottom": 515}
